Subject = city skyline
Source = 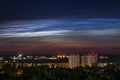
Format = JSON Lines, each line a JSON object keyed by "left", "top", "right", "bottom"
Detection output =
{"left": 0, "top": 0, "right": 120, "bottom": 54}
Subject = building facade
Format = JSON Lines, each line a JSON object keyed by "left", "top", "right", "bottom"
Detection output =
{"left": 68, "top": 54, "right": 80, "bottom": 68}
{"left": 81, "top": 52, "right": 98, "bottom": 67}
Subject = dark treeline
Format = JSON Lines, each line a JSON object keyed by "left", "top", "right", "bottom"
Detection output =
{"left": 0, "top": 64, "right": 120, "bottom": 80}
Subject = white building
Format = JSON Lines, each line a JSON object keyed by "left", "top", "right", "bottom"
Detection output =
{"left": 81, "top": 52, "right": 98, "bottom": 67}
{"left": 68, "top": 54, "right": 80, "bottom": 68}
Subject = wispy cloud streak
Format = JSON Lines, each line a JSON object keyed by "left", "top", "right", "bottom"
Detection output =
{"left": 0, "top": 18, "right": 120, "bottom": 49}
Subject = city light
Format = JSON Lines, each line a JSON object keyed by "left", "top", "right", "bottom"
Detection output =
{"left": 18, "top": 54, "right": 22, "bottom": 57}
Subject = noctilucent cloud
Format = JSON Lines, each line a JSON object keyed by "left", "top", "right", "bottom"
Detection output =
{"left": 0, "top": 0, "right": 120, "bottom": 54}
{"left": 0, "top": 19, "right": 120, "bottom": 54}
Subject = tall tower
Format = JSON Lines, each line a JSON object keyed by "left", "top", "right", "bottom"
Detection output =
{"left": 68, "top": 54, "right": 80, "bottom": 68}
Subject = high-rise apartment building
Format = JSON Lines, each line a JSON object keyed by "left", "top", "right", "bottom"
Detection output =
{"left": 81, "top": 52, "right": 98, "bottom": 67}
{"left": 68, "top": 54, "right": 80, "bottom": 68}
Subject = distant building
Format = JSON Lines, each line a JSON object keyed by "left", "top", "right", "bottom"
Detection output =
{"left": 97, "top": 63, "right": 104, "bottom": 68}
{"left": 81, "top": 52, "right": 98, "bottom": 67}
{"left": 68, "top": 54, "right": 80, "bottom": 68}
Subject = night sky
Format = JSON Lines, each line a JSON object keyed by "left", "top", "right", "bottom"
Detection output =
{"left": 0, "top": 0, "right": 120, "bottom": 55}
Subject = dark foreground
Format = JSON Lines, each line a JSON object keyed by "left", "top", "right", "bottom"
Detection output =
{"left": 0, "top": 64, "right": 120, "bottom": 80}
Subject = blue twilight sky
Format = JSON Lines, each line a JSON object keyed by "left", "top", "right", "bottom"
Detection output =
{"left": 0, "top": 0, "right": 120, "bottom": 54}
